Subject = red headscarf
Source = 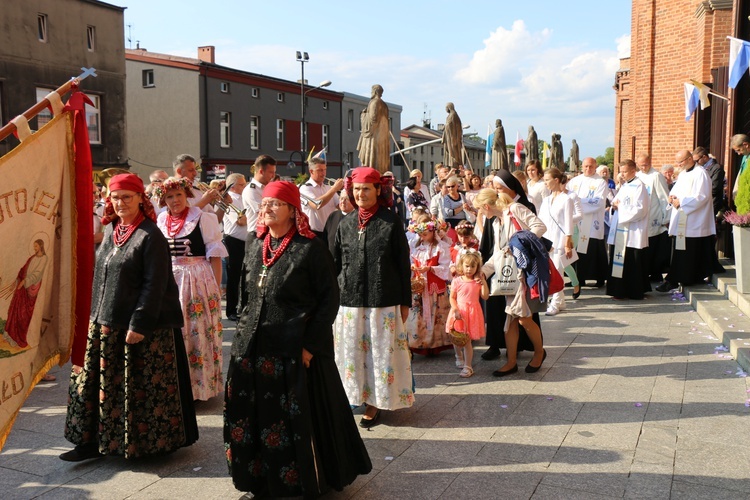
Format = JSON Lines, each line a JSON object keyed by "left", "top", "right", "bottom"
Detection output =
{"left": 255, "top": 181, "right": 315, "bottom": 239}
{"left": 351, "top": 167, "right": 381, "bottom": 184}
{"left": 345, "top": 167, "right": 394, "bottom": 210}
{"left": 101, "top": 173, "right": 156, "bottom": 224}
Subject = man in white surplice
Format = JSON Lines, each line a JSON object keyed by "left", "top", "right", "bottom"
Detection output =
{"left": 656, "top": 150, "right": 724, "bottom": 291}
{"left": 606, "top": 159, "right": 650, "bottom": 300}
{"left": 635, "top": 153, "right": 671, "bottom": 281}
{"left": 566, "top": 157, "right": 609, "bottom": 287}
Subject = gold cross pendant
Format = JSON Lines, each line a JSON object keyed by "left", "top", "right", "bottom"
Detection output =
{"left": 258, "top": 266, "right": 268, "bottom": 288}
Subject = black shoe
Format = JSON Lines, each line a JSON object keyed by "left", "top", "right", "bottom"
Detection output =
{"left": 655, "top": 281, "right": 675, "bottom": 293}
{"left": 595, "top": 280, "right": 605, "bottom": 288}
{"left": 572, "top": 286, "right": 581, "bottom": 299}
{"left": 227, "top": 314, "right": 238, "bottom": 322}
{"left": 492, "top": 364, "right": 518, "bottom": 377}
{"left": 481, "top": 347, "right": 501, "bottom": 360}
{"left": 59, "top": 443, "right": 103, "bottom": 462}
{"left": 359, "top": 409, "right": 381, "bottom": 428}
{"left": 525, "top": 349, "right": 547, "bottom": 373}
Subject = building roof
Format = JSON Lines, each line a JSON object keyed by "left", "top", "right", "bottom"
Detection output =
{"left": 401, "top": 124, "right": 441, "bottom": 140}
{"left": 81, "top": 0, "right": 126, "bottom": 12}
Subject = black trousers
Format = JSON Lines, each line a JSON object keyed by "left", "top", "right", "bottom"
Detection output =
{"left": 224, "top": 235, "right": 246, "bottom": 317}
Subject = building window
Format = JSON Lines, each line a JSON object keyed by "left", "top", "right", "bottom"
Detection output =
{"left": 431, "top": 147, "right": 434, "bottom": 155}
{"left": 346, "top": 152, "right": 354, "bottom": 168}
{"left": 251, "top": 87, "right": 259, "bottom": 98}
{"left": 142, "top": 69, "right": 154, "bottom": 88}
{"left": 420, "top": 146, "right": 424, "bottom": 154}
{"left": 250, "top": 115, "right": 259, "bottom": 150}
{"left": 322, "top": 125, "right": 329, "bottom": 149}
{"left": 85, "top": 94, "right": 101, "bottom": 144}
{"left": 420, "top": 161, "right": 424, "bottom": 169}
{"left": 277, "top": 92, "right": 285, "bottom": 102}
{"left": 276, "top": 119, "right": 285, "bottom": 151}
{"left": 323, "top": 101, "right": 329, "bottom": 110}
{"left": 35, "top": 88, "right": 52, "bottom": 129}
{"left": 220, "top": 112, "right": 231, "bottom": 148}
{"left": 412, "top": 161, "right": 417, "bottom": 169}
{"left": 38, "top": 14, "right": 48, "bottom": 42}
{"left": 220, "top": 82, "right": 230, "bottom": 93}
{"left": 87, "top": 25, "right": 95, "bottom": 51}
{"left": 347, "top": 109, "right": 353, "bottom": 131}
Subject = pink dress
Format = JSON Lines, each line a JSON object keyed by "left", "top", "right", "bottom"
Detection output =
{"left": 447, "top": 277, "right": 485, "bottom": 340}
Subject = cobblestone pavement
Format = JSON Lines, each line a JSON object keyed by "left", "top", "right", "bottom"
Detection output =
{"left": 2, "top": 287, "right": 750, "bottom": 499}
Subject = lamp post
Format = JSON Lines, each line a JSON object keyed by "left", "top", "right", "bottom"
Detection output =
{"left": 296, "top": 52, "right": 332, "bottom": 163}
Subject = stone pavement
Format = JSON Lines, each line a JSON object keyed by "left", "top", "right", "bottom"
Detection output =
{"left": 2, "top": 286, "right": 750, "bottom": 499}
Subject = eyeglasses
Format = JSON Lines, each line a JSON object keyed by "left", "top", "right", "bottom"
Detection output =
{"left": 111, "top": 194, "right": 137, "bottom": 203}
{"left": 259, "top": 200, "right": 288, "bottom": 210}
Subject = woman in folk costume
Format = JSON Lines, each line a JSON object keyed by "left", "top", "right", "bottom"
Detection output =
{"left": 474, "top": 188, "right": 548, "bottom": 376}
{"left": 225, "top": 181, "right": 372, "bottom": 497}
{"left": 406, "top": 215, "right": 454, "bottom": 356}
{"left": 479, "top": 170, "right": 542, "bottom": 361}
{"left": 606, "top": 160, "right": 651, "bottom": 300}
{"left": 332, "top": 167, "right": 414, "bottom": 428}
{"left": 539, "top": 168, "right": 576, "bottom": 316}
{"left": 155, "top": 177, "right": 227, "bottom": 401}
{"left": 62, "top": 173, "right": 197, "bottom": 462}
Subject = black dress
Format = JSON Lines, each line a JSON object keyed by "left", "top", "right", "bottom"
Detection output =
{"left": 225, "top": 233, "right": 371, "bottom": 497}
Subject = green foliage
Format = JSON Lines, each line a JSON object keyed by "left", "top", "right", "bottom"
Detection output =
{"left": 595, "top": 147, "right": 615, "bottom": 168}
{"left": 736, "top": 171, "right": 750, "bottom": 214}
{"left": 294, "top": 173, "right": 309, "bottom": 186}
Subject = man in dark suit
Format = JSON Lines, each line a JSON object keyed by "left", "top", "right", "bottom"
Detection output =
{"left": 692, "top": 147, "right": 725, "bottom": 218}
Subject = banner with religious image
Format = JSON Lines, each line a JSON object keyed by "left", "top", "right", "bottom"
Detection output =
{"left": 0, "top": 112, "right": 76, "bottom": 450}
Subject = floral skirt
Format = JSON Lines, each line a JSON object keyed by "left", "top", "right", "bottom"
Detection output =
{"left": 172, "top": 257, "right": 223, "bottom": 400}
{"left": 224, "top": 336, "right": 372, "bottom": 496}
{"left": 333, "top": 306, "right": 414, "bottom": 410}
{"left": 64, "top": 323, "right": 198, "bottom": 458}
{"left": 406, "top": 291, "right": 453, "bottom": 355}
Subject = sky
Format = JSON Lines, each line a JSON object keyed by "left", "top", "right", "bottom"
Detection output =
{"left": 117, "top": 0, "right": 631, "bottom": 159}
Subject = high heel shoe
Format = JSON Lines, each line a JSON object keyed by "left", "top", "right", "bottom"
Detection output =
{"left": 572, "top": 286, "right": 581, "bottom": 299}
{"left": 525, "top": 349, "right": 547, "bottom": 373}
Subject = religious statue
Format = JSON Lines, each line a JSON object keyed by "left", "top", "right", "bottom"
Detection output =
{"left": 441, "top": 102, "right": 463, "bottom": 168}
{"left": 491, "top": 119, "right": 509, "bottom": 171}
{"left": 569, "top": 139, "right": 580, "bottom": 171}
{"left": 550, "top": 133, "right": 564, "bottom": 169}
{"left": 524, "top": 125, "right": 538, "bottom": 162}
{"left": 357, "top": 84, "right": 391, "bottom": 173}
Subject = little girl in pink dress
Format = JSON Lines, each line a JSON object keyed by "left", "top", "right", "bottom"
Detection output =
{"left": 447, "top": 251, "right": 489, "bottom": 377}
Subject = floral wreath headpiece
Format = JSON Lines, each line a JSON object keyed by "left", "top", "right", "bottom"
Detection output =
{"left": 153, "top": 177, "right": 195, "bottom": 207}
{"left": 408, "top": 219, "right": 449, "bottom": 234}
{"left": 455, "top": 220, "right": 475, "bottom": 231}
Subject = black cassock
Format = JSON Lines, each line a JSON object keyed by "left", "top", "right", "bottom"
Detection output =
{"left": 225, "top": 233, "right": 371, "bottom": 496}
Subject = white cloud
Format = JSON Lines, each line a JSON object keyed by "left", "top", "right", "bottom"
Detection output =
{"left": 617, "top": 34, "right": 631, "bottom": 59}
{"left": 456, "top": 20, "right": 551, "bottom": 85}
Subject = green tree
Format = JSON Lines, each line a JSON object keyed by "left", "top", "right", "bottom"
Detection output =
{"left": 595, "top": 147, "right": 615, "bottom": 168}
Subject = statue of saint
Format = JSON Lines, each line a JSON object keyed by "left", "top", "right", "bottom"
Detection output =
{"left": 491, "top": 119, "right": 509, "bottom": 171}
{"left": 524, "top": 126, "right": 538, "bottom": 162}
{"left": 550, "top": 133, "right": 564, "bottom": 169}
{"left": 568, "top": 139, "right": 580, "bottom": 171}
{"left": 441, "top": 102, "right": 463, "bottom": 168}
{"left": 357, "top": 84, "right": 391, "bottom": 173}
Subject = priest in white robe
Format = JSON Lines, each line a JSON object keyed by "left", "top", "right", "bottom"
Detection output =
{"left": 656, "top": 151, "right": 724, "bottom": 291}
{"left": 566, "top": 157, "right": 609, "bottom": 287}
{"left": 607, "top": 160, "right": 651, "bottom": 300}
{"left": 636, "top": 153, "right": 671, "bottom": 281}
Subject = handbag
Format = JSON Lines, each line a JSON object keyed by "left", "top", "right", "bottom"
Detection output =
{"left": 548, "top": 258, "right": 564, "bottom": 295}
{"left": 489, "top": 250, "right": 520, "bottom": 296}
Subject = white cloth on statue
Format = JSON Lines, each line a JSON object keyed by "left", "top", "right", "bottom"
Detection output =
{"left": 223, "top": 191, "right": 247, "bottom": 241}
{"left": 667, "top": 166, "right": 716, "bottom": 238}
{"left": 299, "top": 180, "right": 338, "bottom": 232}
{"left": 241, "top": 178, "right": 265, "bottom": 232}
{"left": 606, "top": 177, "right": 650, "bottom": 249}
{"left": 636, "top": 168, "right": 670, "bottom": 238}
{"left": 567, "top": 174, "right": 607, "bottom": 243}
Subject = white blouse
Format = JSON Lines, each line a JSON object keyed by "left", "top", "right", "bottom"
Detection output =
{"left": 157, "top": 206, "right": 228, "bottom": 259}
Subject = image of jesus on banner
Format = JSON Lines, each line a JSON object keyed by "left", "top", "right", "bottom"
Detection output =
{"left": 1, "top": 238, "right": 49, "bottom": 349}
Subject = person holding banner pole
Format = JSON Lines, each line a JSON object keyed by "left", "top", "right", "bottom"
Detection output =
{"left": 606, "top": 160, "right": 651, "bottom": 300}
{"left": 61, "top": 173, "right": 198, "bottom": 462}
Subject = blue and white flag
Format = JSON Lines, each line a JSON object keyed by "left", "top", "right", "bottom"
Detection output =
{"left": 683, "top": 82, "right": 700, "bottom": 121}
{"left": 485, "top": 124, "right": 493, "bottom": 168}
{"left": 729, "top": 36, "right": 750, "bottom": 89}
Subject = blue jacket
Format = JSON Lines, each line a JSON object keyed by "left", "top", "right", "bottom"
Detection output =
{"left": 509, "top": 230, "right": 551, "bottom": 303}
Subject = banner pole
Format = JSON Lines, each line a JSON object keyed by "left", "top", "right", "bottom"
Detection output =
{"left": 0, "top": 67, "right": 97, "bottom": 143}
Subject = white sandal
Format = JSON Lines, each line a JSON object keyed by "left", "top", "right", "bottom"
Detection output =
{"left": 459, "top": 366, "right": 474, "bottom": 378}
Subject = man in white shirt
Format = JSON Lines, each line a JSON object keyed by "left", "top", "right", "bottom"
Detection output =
{"left": 656, "top": 150, "right": 724, "bottom": 291}
{"left": 635, "top": 153, "right": 671, "bottom": 281}
{"left": 606, "top": 159, "right": 650, "bottom": 299}
{"left": 299, "top": 157, "right": 344, "bottom": 238}
{"left": 566, "top": 157, "right": 609, "bottom": 287}
{"left": 172, "top": 154, "right": 219, "bottom": 211}
{"left": 222, "top": 173, "right": 247, "bottom": 321}
{"left": 242, "top": 155, "right": 277, "bottom": 231}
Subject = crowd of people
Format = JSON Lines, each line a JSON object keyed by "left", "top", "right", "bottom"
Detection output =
{"left": 58, "top": 141, "right": 739, "bottom": 497}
